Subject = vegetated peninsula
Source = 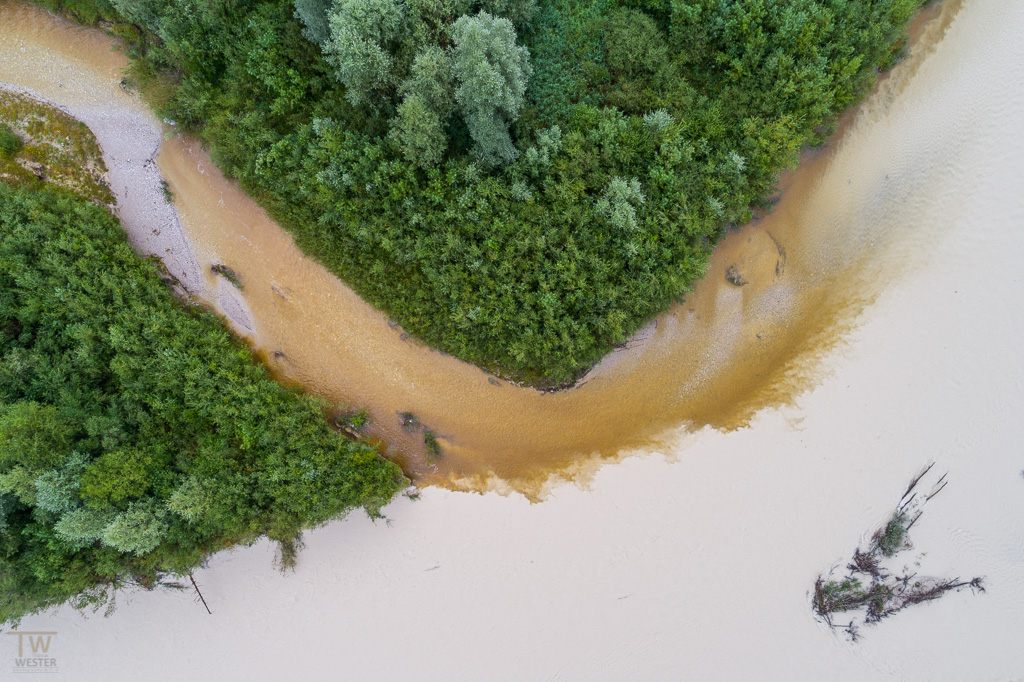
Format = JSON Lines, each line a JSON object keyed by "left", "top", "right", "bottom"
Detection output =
{"left": 35, "top": 0, "right": 923, "bottom": 386}
{"left": 0, "top": 100, "right": 405, "bottom": 623}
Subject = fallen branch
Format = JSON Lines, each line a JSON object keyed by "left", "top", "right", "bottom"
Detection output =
{"left": 904, "top": 509, "right": 923, "bottom": 532}
{"left": 901, "top": 462, "right": 935, "bottom": 503}
{"left": 188, "top": 573, "right": 212, "bottom": 615}
{"left": 925, "top": 480, "right": 948, "bottom": 501}
{"left": 897, "top": 492, "right": 916, "bottom": 515}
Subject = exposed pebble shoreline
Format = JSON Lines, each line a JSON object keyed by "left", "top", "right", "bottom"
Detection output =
{"left": 0, "top": 82, "right": 204, "bottom": 295}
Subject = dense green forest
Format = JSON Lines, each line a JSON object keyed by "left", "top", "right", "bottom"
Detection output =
{"left": 0, "top": 180, "right": 405, "bottom": 623}
{"left": 32, "top": 0, "right": 921, "bottom": 384}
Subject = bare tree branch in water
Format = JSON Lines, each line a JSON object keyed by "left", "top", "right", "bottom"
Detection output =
{"left": 189, "top": 573, "right": 213, "bottom": 615}
{"left": 813, "top": 465, "right": 984, "bottom": 639}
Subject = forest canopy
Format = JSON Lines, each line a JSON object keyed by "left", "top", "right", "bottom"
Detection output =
{"left": 0, "top": 183, "right": 405, "bottom": 623}
{"left": 36, "top": 0, "right": 922, "bottom": 384}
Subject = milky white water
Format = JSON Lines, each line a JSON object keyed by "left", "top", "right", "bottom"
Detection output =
{"left": 3, "top": 0, "right": 1024, "bottom": 678}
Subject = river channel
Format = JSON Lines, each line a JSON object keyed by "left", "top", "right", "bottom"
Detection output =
{"left": 0, "top": 0, "right": 972, "bottom": 496}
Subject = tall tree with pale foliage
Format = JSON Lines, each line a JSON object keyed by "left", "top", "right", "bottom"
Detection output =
{"left": 323, "top": 0, "right": 406, "bottom": 106}
{"left": 451, "top": 11, "right": 531, "bottom": 166}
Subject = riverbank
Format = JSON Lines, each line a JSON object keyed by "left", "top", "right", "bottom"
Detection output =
{"left": 0, "top": 74, "right": 203, "bottom": 295}
{"left": 9, "top": 0, "right": 1024, "bottom": 663}
{"left": 0, "top": 179, "right": 407, "bottom": 624}
{"left": 1, "top": 0, "right": 1022, "bottom": 676}
{"left": 0, "top": 0, "right": 975, "bottom": 493}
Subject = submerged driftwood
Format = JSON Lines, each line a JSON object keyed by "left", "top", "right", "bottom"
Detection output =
{"left": 812, "top": 464, "right": 985, "bottom": 641}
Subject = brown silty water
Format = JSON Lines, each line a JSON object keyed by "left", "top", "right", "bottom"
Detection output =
{"left": 0, "top": 0, "right": 964, "bottom": 496}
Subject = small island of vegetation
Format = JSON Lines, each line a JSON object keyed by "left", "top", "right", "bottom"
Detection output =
{"left": 813, "top": 465, "right": 985, "bottom": 641}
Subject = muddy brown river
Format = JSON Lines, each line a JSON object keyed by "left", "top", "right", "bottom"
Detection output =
{"left": 0, "top": 0, "right": 964, "bottom": 495}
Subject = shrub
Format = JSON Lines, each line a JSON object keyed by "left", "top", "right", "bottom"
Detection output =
{"left": 0, "top": 124, "right": 21, "bottom": 158}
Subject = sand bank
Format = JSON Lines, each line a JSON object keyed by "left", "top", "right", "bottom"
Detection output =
{"left": 0, "top": 8, "right": 202, "bottom": 294}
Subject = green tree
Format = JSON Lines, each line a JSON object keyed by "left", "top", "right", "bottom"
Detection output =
{"left": 391, "top": 94, "right": 448, "bottom": 167}
{"left": 0, "top": 467, "right": 37, "bottom": 505}
{"left": 391, "top": 45, "right": 458, "bottom": 166}
{"left": 602, "top": 8, "right": 667, "bottom": 79}
{"left": 33, "top": 452, "right": 89, "bottom": 516}
{"left": 324, "top": 0, "right": 406, "bottom": 106}
{"left": 101, "top": 500, "right": 169, "bottom": 556}
{"left": 109, "top": 0, "right": 163, "bottom": 32}
{"left": 54, "top": 507, "right": 118, "bottom": 550}
{"left": 521, "top": 125, "right": 561, "bottom": 177}
{"left": 0, "top": 402, "right": 75, "bottom": 473}
{"left": 642, "top": 109, "right": 673, "bottom": 134}
{"left": 399, "top": 45, "right": 456, "bottom": 115}
{"left": 0, "top": 493, "right": 15, "bottom": 532}
{"left": 0, "top": 124, "right": 21, "bottom": 158}
{"left": 294, "top": 0, "right": 333, "bottom": 44}
{"left": 25, "top": 0, "right": 923, "bottom": 386}
{"left": 79, "top": 447, "right": 154, "bottom": 507}
{"left": 478, "top": 0, "right": 536, "bottom": 26}
{"left": 596, "top": 176, "right": 646, "bottom": 231}
{"left": 451, "top": 11, "right": 532, "bottom": 166}
{"left": 166, "top": 475, "right": 215, "bottom": 523}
